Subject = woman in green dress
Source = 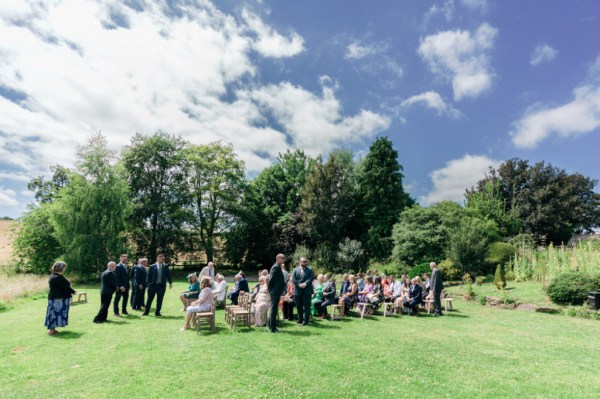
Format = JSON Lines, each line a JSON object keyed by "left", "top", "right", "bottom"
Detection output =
{"left": 311, "top": 274, "right": 325, "bottom": 316}
{"left": 179, "top": 273, "right": 201, "bottom": 311}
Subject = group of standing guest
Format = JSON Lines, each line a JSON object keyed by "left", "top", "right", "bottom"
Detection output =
{"left": 93, "top": 253, "right": 173, "bottom": 323}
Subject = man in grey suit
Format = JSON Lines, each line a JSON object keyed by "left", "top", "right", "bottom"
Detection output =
{"left": 430, "top": 261, "right": 444, "bottom": 316}
{"left": 292, "top": 257, "right": 315, "bottom": 326}
{"left": 267, "top": 253, "right": 286, "bottom": 333}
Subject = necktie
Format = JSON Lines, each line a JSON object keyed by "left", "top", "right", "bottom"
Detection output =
{"left": 157, "top": 265, "right": 162, "bottom": 284}
{"left": 300, "top": 267, "right": 304, "bottom": 279}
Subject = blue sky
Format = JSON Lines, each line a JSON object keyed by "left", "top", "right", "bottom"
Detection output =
{"left": 1, "top": 0, "right": 600, "bottom": 218}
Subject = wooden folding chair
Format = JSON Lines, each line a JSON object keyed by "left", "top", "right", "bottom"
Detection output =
{"left": 230, "top": 293, "right": 252, "bottom": 331}
{"left": 195, "top": 296, "right": 216, "bottom": 334}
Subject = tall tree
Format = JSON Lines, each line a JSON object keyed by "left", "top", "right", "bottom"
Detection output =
{"left": 185, "top": 142, "right": 246, "bottom": 262}
{"left": 465, "top": 180, "right": 521, "bottom": 237}
{"left": 357, "top": 137, "right": 413, "bottom": 260}
{"left": 27, "top": 165, "right": 70, "bottom": 204}
{"left": 468, "top": 158, "right": 600, "bottom": 244}
{"left": 300, "top": 151, "right": 359, "bottom": 267}
{"left": 225, "top": 150, "right": 314, "bottom": 267}
{"left": 121, "top": 133, "right": 190, "bottom": 262}
{"left": 50, "top": 133, "right": 130, "bottom": 277}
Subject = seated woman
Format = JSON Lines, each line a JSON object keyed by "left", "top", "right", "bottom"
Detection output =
{"left": 367, "top": 276, "right": 384, "bottom": 309}
{"left": 251, "top": 276, "right": 270, "bottom": 327}
{"left": 402, "top": 277, "right": 423, "bottom": 315}
{"left": 179, "top": 273, "right": 200, "bottom": 311}
{"left": 338, "top": 274, "right": 358, "bottom": 316}
{"left": 394, "top": 276, "right": 411, "bottom": 312}
{"left": 311, "top": 274, "right": 325, "bottom": 316}
{"left": 422, "top": 272, "right": 431, "bottom": 298}
{"left": 280, "top": 280, "right": 295, "bottom": 321}
{"left": 357, "top": 276, "right": 373, "bottom": 303}
{"left": 356, "top": 272, "right": 365, "bottom": 292}
{"left": 180, "top": 278, "right": 213, "bottom": 331}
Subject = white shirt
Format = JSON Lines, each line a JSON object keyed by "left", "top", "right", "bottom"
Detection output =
{"left": 390, "top": 281, "right": 402, "bottom": 297}
{"left": 212, "top": 280, "right": 228, "bottom": 301}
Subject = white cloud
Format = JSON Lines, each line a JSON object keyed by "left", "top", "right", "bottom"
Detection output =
{"left": 511, "top": 55, "right": 600, "bottom": 148}
{"left": 402, "top": 91, "right": 461, "bottom": 119}
{"left": 345, "top": 41, "right": 387, "bottom": 60}
{"left": 0, "top": 0, "right": 385, "bottom": 182}
{"left": 421, "top": 154, "right": 501, "bottom": 204}
{"left": 530, "top": 44, "right": 558, "bottom": 66}
{"left": 424, "top": 0, "right": 454, "bottom": 25}
{"left": 0, "top": 186, "right": 18, "bottom": 206}
{"left": 418, "top": 23, "right": 498, "bottom": 100}
{"left": 246, "top": 77, "right": 390, "bottom": 155}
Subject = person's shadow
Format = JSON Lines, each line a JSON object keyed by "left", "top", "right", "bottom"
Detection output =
{"left": 55, "top": 331, "right": 84, "bottom": 339}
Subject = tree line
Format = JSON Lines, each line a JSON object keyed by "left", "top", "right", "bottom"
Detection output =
{"left": 12, "top": 132, "right": 600, "bottom": 279}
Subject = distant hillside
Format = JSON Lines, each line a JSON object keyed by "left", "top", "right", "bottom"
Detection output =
{"left": 0, "top": 220, "right": 15, "bottom": 266}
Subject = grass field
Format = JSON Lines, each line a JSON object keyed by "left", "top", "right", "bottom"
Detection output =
{"left": 2, "top": 280, "right": 600, "bottom": 399}
{"left": 0, "top": 220, "right": 15, "bottom": 266}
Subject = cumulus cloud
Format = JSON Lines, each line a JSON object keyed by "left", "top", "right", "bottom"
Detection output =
{"left": 418, "top": 23, "right": 498, "bottom": 100}
{"left": 530, "top": 44, "right": 558, "bottom": 66}
{"left": 0, "top": 0, "right": 385, "bottom": 186}
{"left": 242, "top": 9, "right": 305, "bottom": 58}
{"left": 402, "top": 91, "right": 461, "bottom": 119}
{"left": 421, "top": 154, "right": 501, "bottom": 204}
{"left": 0, "top": 186, "right": 18, "bottom": 206}
{"left": 345, "top": 41, "right": 387, "bottom": 60}
{"left": 511, "top": 55, "right": 600, "bottom": 148}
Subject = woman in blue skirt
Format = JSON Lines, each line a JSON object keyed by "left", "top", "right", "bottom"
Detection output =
{"left": 45, "top": 261, "right": 76, "bottom": 335}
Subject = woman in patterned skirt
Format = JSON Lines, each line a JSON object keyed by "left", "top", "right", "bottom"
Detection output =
{"left": 45, "top": 261, "right": 76, "bottom": 335}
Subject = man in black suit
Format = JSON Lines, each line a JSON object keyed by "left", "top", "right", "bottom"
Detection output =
{"left": 143, "top": 254, "right": 172, "bottom": 316}
{"left": 113, "top": 254, "right": 130, "bottom": 316}
{"left": 430, "top": 261, "right": 444, "bottom": 316}
{"left": 268, "top": 253, "right": 286, "bottom": 333}
{"left": 292, "top": 257, "right": 315, "bottom": 326}
{"left": 131, "top": 258, "right": 148, "bottom": 310}
{"left": 94, "top": 262, "right": 118, "bottom": 323}
{"left": 403, "top": 277, "right": 423, "bottom": 316}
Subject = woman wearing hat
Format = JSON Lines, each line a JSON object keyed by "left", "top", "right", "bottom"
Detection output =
{"left": 179, "top": 273, "right": 200, "bottom": 311}
{"left": 45, "top": 261, "right": 76, "bottom": 335}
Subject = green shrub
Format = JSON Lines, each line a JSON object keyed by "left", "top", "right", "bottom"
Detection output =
{"left": 438, "top": 259, "right": 461, "bottom": 281}
{"left": 494, "top": 264, "right": 506, "bottom": 289}
{"left": 485, "top": 242, "right": 516, "bottom": 271}
{"left": 546, "top": 272, "right": 600, "bottom": 305}
{"left": 475, "top": 276, "right": 485, "bottom": 285}
{"left": 407, "top": 262, "right": 431, "bottom": 279}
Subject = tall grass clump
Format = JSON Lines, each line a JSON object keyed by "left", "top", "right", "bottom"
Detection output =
{"left": 0, "top": 271, "right": 48, "bottom": 309}
{"left": 508, "top": 241, "right": 600, "bottom": 286}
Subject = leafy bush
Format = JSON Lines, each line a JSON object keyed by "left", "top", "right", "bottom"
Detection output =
{"left": 545, "top": 272, "right": 600, "bottom": 305}
{"left": 407, "top": 262, "right": 431, "bottom": 279}
{"left": 494, "top": 264, "right": 506, "bottom": 289}
{"left": 438, "top": 259, "right": 461, "bottom": 281}
{"left": 485, "top": 242, "right": 516, "bottom": 273}
{"left": 475, "top": 276, "right": 485, "bottom": 285}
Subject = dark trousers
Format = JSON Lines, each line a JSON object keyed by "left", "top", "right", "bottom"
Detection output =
{"left": 94, "top": 293, "right": 114, "bottom": 322}
{"left": 229, "top": 291, "right": 240, "bottom": 305}
{"left": 403, "top": 298, "right": 421, "bottom": 314}
{"left": 296, "top": 292, "right": 311, "bottom": 323}
{"left": 145, "top": 284, "right": 166, "bottom": 314}
{"left": 320, "top": 297, "right": 336, "bottom": 316}
{"left": 433, "top": 291, "right": 442, "bottom": 314}
{"left": 268, "top": 293, "right": 281, "bottom": 331}
{"left": 282, "top": 300, "right": 295, "bottom": 320}
{"left": 113, "top": 288, "right": 129, "bottom": 314}
{"left": 131, "top": 287, "right": 145, "bottom": 310}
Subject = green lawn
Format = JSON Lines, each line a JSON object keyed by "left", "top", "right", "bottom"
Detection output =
{"left": 2, "top": 281, "right": 600, "bottom": 399}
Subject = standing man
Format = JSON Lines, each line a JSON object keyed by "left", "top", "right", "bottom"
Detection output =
{"left": 199, "top": 262, "right": 215, "bottom": 280}
{"left": 113, "top": 254, "right": 130, "bottom": 316}
{"left": 93, "top": 262, "right": 117, "bottom": 323}
{"left": 131, "top": 258, "right": 148, "bottom": 311}
{"left": 143, "top": 254, "right": 172, "bottom": 317}
{"left": 292, "top": 257, "right": 315, "bottom": 326}
{"left": 268, "top": 253, "right": 286, "bottom": 333}
{"left": 430, "top": 261, "right": 444, "bottom": 316}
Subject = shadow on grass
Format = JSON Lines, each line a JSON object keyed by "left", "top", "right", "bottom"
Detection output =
{"left": 54, "top": 330, "right": 84, "bottom": 339}
{"left": 439, "top": 312, "right": 469, "bottom": 319}
{"left": 152, "top": 315, "right": 183, "bottom": 320}
{"left": 123, "top": 315, "right": 141, "bottom": 320}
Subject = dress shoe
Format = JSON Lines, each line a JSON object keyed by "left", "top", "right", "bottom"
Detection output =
{"left": 114, "top": 313, "right": 121, "bottom": 317}
{"left": 142, "top": 312, "right": 149, "bottom": 316}
{"left": 93, "top": 320, "right": 104, "bottom": 324}
{"left": 297, "top": 320, "right": 303, "bottom": 324}
{"left": 155, "top": 313, "right": 162, "bottom": 317}
{"left": 301, "top": 322, "right": 309, "bottom": 326}
{"left": 270, "top": 329, "right": 281, "bottom": 333}
{"left": 122, "top": 311, "right": 129, "bottom": 315}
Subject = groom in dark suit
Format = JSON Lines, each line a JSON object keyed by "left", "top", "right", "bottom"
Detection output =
{"left": 292, "top": 257, "right": 315, "bottom": 326}
{"left": 113, "top": 254, "right": 130, "bottom": 316}
{"left": 130, "top": 258, "right": 148, "bottom": 310}
{"left": 430, "top": 262, "right": 444, "bottom": 316}
{"left": 268, "top": 253, "right": 286, "bottom": 333}
{"left": 143, "top": 254, "right": 172, "bottom": 317}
